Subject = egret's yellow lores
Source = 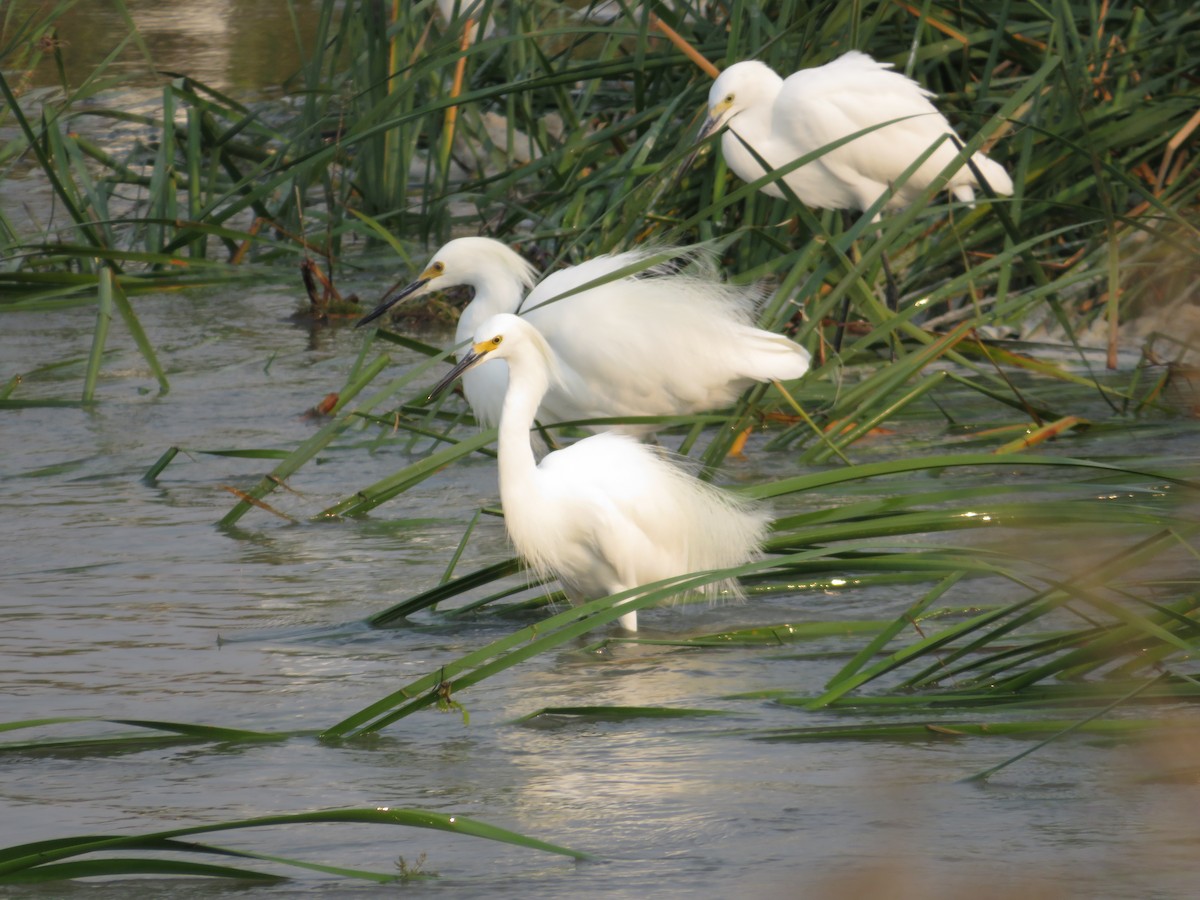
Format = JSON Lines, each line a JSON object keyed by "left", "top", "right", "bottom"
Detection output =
{"left": 358, "top": 238, "right": 811, "bottom": 438}
{"left": 430, "top": 313, "right": 771, "bottom": 632}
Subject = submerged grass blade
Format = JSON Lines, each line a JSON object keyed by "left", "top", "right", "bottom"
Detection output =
{"left": 961, "top": 672, "right": 1172, "bottom": 784}
{"left": 1, "top": 857, "right": 286, "bottom": 885}
{"left": 517, "top": 706, "right": 726, "bottom": 723}
{"left": 320, "top": 427, "right": 498, "bottom": 519}
{"left": 218, "top": 353, "right": 391, "bottom": 527}
{"left": 750, "top": 718, "right": 1176, "bottom": 743}
{"left": 0, "top": 717, "right": 291, "bottom": 755}
{"left": 745, "top": 453, "right": 1198, "bottom": 502}
{"left": 903, "top": 529, "right": 1200, "bottom": 691}
{"left": 368, "top": 558, "right": 523, "bottom": 627}
{"left": 0, "top": 808, "right": 593, "bottom": 884}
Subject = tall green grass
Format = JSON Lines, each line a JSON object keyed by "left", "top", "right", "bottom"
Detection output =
{"left": 2, "top": 1, "right": 1196, "bottom": 404}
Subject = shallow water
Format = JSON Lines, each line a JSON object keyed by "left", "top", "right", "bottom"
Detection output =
{"left": 9, "top": 0, "right": 323, "bottom": 94}
{"left": 2, "top": 284, "right": 1200, "bottom": 898}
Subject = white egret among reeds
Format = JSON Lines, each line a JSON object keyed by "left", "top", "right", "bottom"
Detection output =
{"left": 700, "top": 51, "right": 1013, "bottom": 214}
{"left": 430, "top": 313, "right": 771, "bottom": 632}
{"left": 357, "top": 238, "right": 811, "bottom": 437}
{"left": 698, "top": 50, "right": 1013, "bottom": 320}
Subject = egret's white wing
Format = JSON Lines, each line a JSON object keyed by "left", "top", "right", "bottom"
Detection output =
{"left": 778, "top": 51, "right": 1010, "bottom": 209}
{"left": 522, "top": 248, "right": 808, "bottom": 431}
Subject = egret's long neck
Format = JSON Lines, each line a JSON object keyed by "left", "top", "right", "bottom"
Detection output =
{"left": 494, "top": 348, "right": 549, "bottom": 503}
{"left": 457, "top": 269, "right": 528, "bottom": 343}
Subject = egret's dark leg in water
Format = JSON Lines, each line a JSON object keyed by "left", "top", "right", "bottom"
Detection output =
{"left": 832, "top": 213, "right": 899, "bottom": 355}
{"left": 880, "top": 250, "right": 900, "bottom": 311}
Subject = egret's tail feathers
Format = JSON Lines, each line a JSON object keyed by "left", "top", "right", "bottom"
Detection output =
{"left": 687, "top": 486, "right": 772, "bottom": 604}
{"left": 950, "top": 152, "right": 1012, "bottom": 207}
{"left": 971, "top": 153, "right": 1014, "bottom": 197}
{"left": 951, "top": 184, "right": 977, "bottom": 205}
{"left": 733, "top": 327, "right": 812, "bottom": 383}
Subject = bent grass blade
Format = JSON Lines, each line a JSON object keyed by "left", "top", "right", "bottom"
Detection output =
{"left": 0, "top": 808, "right": 593, "bottom": 885}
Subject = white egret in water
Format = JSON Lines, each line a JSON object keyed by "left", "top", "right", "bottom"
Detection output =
{"left": 357, "top": 238, "right": 811, "bottom": 437}
{"left": 700, "top": 51, "right": 1013, "bottom": 214}
{"left": 431, "top": 313, "right": 771, "bottom": 632}
{"left": 699, "top": 51, "right": 1012, "bottom": 318}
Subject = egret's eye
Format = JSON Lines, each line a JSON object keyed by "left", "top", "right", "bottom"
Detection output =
{"left": 430, "top": 261, "right": 445, "bottom": 274}
{"left": 725, "top": 93, "right": 735, "bottom": 103}
{"left": 490, "top": 335, "right": 503, "bottom": 347}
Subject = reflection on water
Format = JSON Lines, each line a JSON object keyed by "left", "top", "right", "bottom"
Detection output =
{"left": 2, "top": 0, "right": 330, "bottom": 249}
{"left": 10, "top": 0, "right": 322, "bottom": 93}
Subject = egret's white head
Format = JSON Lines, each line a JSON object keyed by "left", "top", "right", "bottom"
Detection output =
{"left": 699, "top": 61, "right": 782, "bottom": 140}
{"left": 416, "top": 238, "right": 538, "bottom": 294}
{"left": 357, "top": 238, "right": 537, "bottom": 328}
{"left": 429, "top": 313, "right": 559, "bottom": 400}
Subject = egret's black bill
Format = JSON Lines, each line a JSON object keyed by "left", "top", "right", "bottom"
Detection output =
{"left": 428, "top": 346, "right": 486, "bottom": 402}
{"left": 355, "top": 277, "right": 430, "bottom": 329}
{"left": 680, "top": 116, "right": 722, "bottom": 178}
{"left": 697, "top": 113, "right": 722, "bottom": 143}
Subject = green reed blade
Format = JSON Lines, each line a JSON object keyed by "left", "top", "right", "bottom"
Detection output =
{"left": 961, "top": 672, "right": 1172, "bottom": 783}
{"left": 367, "top": 559, "right": 523, "bottom": 627}
{"left": 2, "top": 858, "right": 286, "bottom": 885}
{"left": 517, "top": 706, "right": 726, "bottom": 723}
{"left": 0, "top": 808, "right": 593, "bottom": 883}
{"left": 750, "top": 717, "right": 1171, "bottom": 743}
{"left": 218, "top": 353, "right": 391, "bottom": 527}
{"left": 80, "top": 267, "right": 113, "bottom": 403}
{"left": 109, "top": 272, "right": 169, "bottom": 394}
{"left": 319, "top": 427, "right": 498, "bottom": 519}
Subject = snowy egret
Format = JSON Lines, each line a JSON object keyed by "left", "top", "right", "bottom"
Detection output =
{"left": 430, "top": 313, "right": 771, "bottom": 632}
{"left": 699, "top": 51, "right": 1013, "bottom": 214}
{"left": 357, "top": 237, "right": 811, "bottom": 437}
